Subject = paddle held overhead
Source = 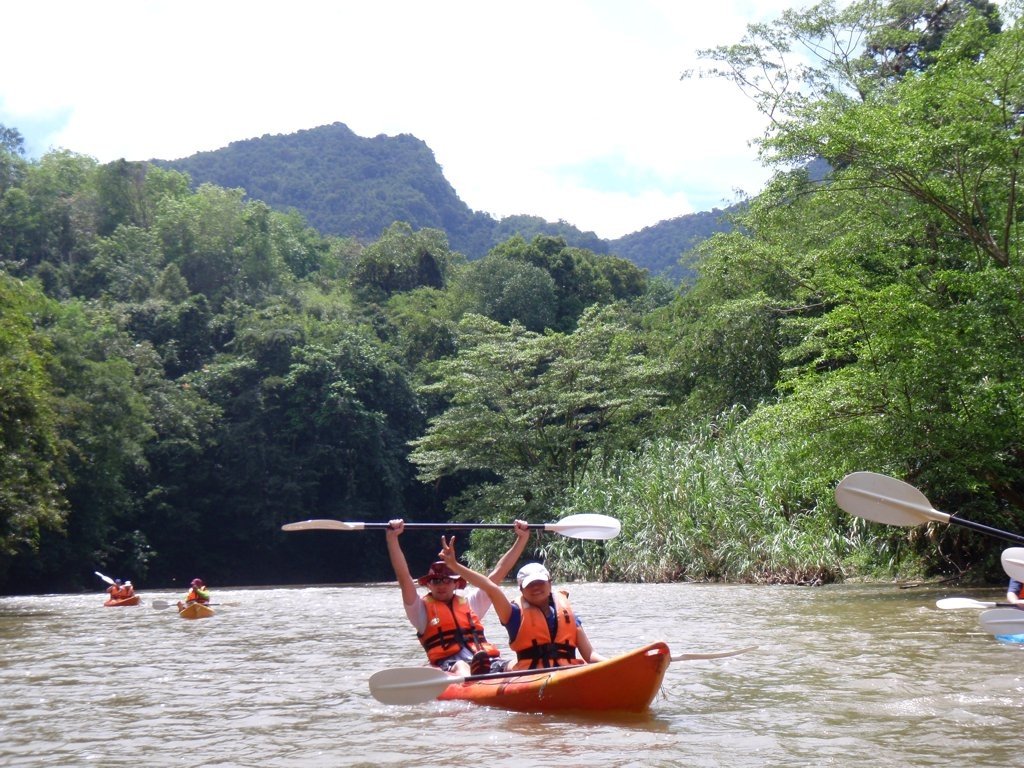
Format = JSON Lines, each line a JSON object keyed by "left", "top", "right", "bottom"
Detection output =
{"left": 282, "top": 513, "right": 621, "bottom": 540}
{"left": 834, "top": 472, "right": 1024, "bottom": 545}
{"left": 94, "top": 571, "right": 115, "bottom": 585}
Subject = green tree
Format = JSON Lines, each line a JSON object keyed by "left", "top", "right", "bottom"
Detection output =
{"left": 410, "top": 306, "right": 667, "bottom": 524}
{"left": 350, "top": 222, "right": 457, "bottom": 302}
{"left": 0, "top": 274, "right": 66, "bottom": 581}
{"left": 682, "top": 0, "right": 1024, "bottom": 572}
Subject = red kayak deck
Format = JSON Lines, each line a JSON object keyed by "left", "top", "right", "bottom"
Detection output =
{"left": 437, "top": 641, "right": 671, "bottom": 713}
{"left": 103, "top": 595, "right": 141, "bottom": 607}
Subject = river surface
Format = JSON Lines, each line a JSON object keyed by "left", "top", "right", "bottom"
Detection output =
{"left": 1, "top": 582, "right": 1021, "bottom": 767}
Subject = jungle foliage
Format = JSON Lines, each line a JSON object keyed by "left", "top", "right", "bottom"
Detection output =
{"left": 2, "top": 0, "right": 1023, "bottom": 593}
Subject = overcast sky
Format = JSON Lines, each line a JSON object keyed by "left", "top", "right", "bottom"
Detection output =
{"left": 2, "top": 1, "right": 797, "bottom": 239}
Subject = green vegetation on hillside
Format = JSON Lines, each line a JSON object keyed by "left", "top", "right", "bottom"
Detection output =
{"left": 1, "top": 0, "right": 1022, "bottom": 594}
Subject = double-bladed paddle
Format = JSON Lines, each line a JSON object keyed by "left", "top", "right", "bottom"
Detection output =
{"left": 978, "top": 607, "right": 1024, "bottom": 636}
{"left": 935, "top": 597, "right": 1014, "bottom": 610}
{"left": 95, "top": 571, "right": 115, "bottom": 585}
{"left": 282, "top": 513, "right": 621, "bottom": 541}
{"left": 368, "top": 646, "right": 756, "bottom": 705}
{"left": 1002, "top": 548, "right": 1024, "bottom": 582}
{"left": 151, "top": 600, "right": 234, "bottom": 610}
{"left": 834, "top": 472, "right": 1024, "bottom": 545}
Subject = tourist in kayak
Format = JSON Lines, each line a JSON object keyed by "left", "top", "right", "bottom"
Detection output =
{"left": 386, "top": 518, "right": 531, "bottom": 677}
{"left": 106, "top": 578, "right": 134, "bottom": 601}
{"left": 439, "top": 536, "right": 606, "bottom": 671}
{"left": 177, "top": 578, "right": 210, "bottom": 611}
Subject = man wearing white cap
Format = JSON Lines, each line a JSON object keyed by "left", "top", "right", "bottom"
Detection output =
{"left": 439, "top": 538, "right": 606, "bottom": 671}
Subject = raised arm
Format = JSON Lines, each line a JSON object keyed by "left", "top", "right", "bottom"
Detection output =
{"left": 385, "top": 519, "right": 419, "bottom": 607}
{"left": 439, "top": 536, "right": 513, "bottom": 624}
{"left": 486, "top": 520, "right": 530, "bottom": 583}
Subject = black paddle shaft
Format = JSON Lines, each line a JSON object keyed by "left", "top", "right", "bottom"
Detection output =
{"left": 371, "top": 523, "right": 545, "bottom": 531}
{"left": 950, "top": 515, "right": 1024, "bottom": 545}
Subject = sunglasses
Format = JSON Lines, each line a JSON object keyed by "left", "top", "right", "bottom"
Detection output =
{"left": 428, "top": 578, "right": 453, "bottom": 585}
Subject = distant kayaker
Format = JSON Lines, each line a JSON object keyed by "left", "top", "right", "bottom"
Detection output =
{"left": 106, "top": 579, "right": 133, "bottom": 601}
{"left": 177, "top": 578, "right": 210, "bottom": 611}
{"left": 439, "top": 536, "right": 606, "bottom": 671}
{"left": 386, "top": 518, "right": 531, "bottom": 677}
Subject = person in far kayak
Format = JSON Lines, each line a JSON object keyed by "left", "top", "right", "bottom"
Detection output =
{"left": 106, "top": 579, "right": 133, "bottom": 601}
{"left": 386, "top": 519, "right": 531, "bottom": 677}
{"left": 439, "top": 537, "right": 606, "bottom": 671}
{"left": 177, "top": 578, "right": 210, "bottom": 611}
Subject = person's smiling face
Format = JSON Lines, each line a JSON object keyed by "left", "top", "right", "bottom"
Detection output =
{"left": 427, "top": 577, "right": 457, "bottom": 599}
{"left": 520, "top": 578, "right": 551, "bottom": 608}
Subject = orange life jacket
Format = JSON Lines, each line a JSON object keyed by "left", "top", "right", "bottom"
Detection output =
{"left": 510, "top": 590, "right": 581, "bottom": 670}
{"left": 417, "top": 595, "right": 499, "bottom": 664}
{"left": 185, "top": 588, "right": 210, "bottom": 604}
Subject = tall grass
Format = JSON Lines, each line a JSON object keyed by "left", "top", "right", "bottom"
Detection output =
{"left": 544, "top": 409, "right": 925, "bottom": 584}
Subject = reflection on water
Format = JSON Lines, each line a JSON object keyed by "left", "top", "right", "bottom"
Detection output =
{"left": 0, "top": 582, "right": 1022, "bottom": 767}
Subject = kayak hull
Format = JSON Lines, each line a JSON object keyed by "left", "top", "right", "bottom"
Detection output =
{"left": 103, "top": 595, "right": 141, "bottom": 607}
{"left": 178, "top": 602, "right": 215, "bottom": 620}
{"left": 437, "top": 641, "right": 671, "bottom": 713}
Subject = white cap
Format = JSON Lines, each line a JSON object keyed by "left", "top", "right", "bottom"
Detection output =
{"left": 517, "top": 562, "right": 551, "bottom": 589}
{"left": 124, "top": 581, "right": 132, "bottom": 587}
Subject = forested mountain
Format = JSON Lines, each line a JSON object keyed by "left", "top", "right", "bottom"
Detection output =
{"left": 2, "top": 0, "right": 1022, "bottom": 597}
{"left": 153, "top": 122, "right": 729, "bottom": 276}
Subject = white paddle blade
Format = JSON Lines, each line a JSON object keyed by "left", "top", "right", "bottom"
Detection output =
{"left": 935, "top": 597, "right": 996, "bottom": 610}
{"left": 671, "top": 645, "right": 758, "bottom": 661}
{"left": 979, "top": 607, "right": 1024, "bottom": 635}
{"left": 834, "top": 472, "right": 948, "bottom": 527}
{"left": 368, "top": 667, "right": 458, "bottom": 705}
{"left": 546, "top": 513, "right": 621, "bottom": 540}
{"left": 94, "top": 571, "right": 115, "bottom": 585}
{"left": 281, "top": 519, "right": 364, "bottom": 532}
{"left": 1001, "top": 548, "right": 1024, "bottom": 582}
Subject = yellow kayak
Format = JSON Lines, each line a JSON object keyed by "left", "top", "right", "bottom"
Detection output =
{"left": 178, "top": 602, "right": 215, "bottom": 620}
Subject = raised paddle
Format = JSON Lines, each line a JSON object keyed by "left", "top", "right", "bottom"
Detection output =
{"left": 282, "top": 513, "right": 621, "bottom": 540}
{"left": 935, "top": 597, "right": 1014, "bottom": 610}
{"left": 978, "top": 606, "right": 1024, "bottom": 635}
{"left": 95, "top": 571, "right": 115, "bottom": 585}
{"left": 1001, "top": 548, "right": 1024, "bottom": 582}
{"left": 368, "top": 646, "right": 756, "bottom": 705}
{"left": 834, "top": 472, "right": 1024, "bottom": 545}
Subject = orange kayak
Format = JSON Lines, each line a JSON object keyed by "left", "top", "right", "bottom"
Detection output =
{"left": 437, "top": 641, "right": 671, "bottom": 713}
{"left": 178, "top": 602, "right": 215, "bottom": 620}
{"left": 103, "top": 595, "right": 141, "bottom": 607}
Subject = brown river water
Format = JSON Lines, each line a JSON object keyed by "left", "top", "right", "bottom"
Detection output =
{"left": 1, "top": 582, "right": 1021, "bottom": 767}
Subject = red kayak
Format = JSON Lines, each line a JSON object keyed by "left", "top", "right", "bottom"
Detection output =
{"left": 437, "top": 641, "right": 671, "bottom": 713}
{"left": 103, "top": 595, "right": 141, "bottom": 607}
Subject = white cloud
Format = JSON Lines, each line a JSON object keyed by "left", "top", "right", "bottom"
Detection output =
{"left": 1, "top": 0, "right": 794, "bottom": 239}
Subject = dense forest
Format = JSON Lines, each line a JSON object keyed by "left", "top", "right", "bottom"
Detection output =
{"left": 2, "top": 0, "right": 1023, "bottom": 596}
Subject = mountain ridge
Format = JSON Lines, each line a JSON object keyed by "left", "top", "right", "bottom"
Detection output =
{"left": 153, "top": 121, "right": 737, "bottom": 279}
